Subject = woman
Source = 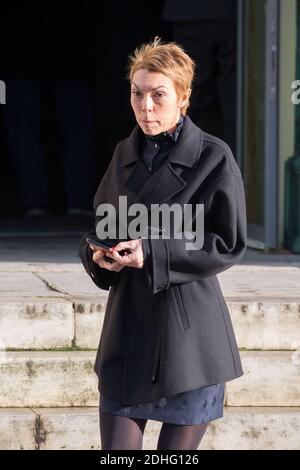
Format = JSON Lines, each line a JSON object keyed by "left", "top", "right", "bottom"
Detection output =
{"left": 78, "top": 37, "right": 247, "bottom": 450}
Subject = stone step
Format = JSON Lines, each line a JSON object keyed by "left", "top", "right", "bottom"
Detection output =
{"left": 228, "top": 301, "right": 300, "bottom": 350}
{"left": 0, "top": 351, "right": 98, "bottom": 407}
{"left": 0, "top": 351, "right": 299, "bottom": 407}
{"left": 218, "top": 266, "right": 300, "bottom": 301}
{"left": 2, "top": 264, "right": 299, "bottom": 298}
{"left": 0, "top": 407, "right": 299, "bottom": 450}
{"left": 0, "top": 296, "right": 108, "bottom": 350}
{"left": 0, "top": 297, "right": 74, "bottom": 350}
{"left": 227, "top": 351, "right": 300, "bottom": 406}
{"left": 1, "top": 297, "right": 300, "bottom": 350}
{"left": 2, "top": 263, "right": 300, "bottom": 298}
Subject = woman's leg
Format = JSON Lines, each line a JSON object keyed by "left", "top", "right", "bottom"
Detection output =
{"left": 100, "top": 411, "right": 147, "bottom": 450}
{"left": 156, "top": 421, "right": 209, "bottom": 450}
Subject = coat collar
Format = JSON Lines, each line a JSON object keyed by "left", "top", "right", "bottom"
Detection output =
{"left": 119, "top": 115, "right": 203, "bottom": 169}
{"left": 118, "top": 115, "right": 204, "bottom": 207}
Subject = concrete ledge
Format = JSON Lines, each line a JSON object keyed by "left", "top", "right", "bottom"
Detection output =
{"left": 36, "top": 407, "right": 100, "bottom": 450}
{"left": 218, "top": 268, "right": 300, "bottom": 301}
{"left": 1, "top": 297, "right": 299, "bottom": 350}
{"left": 229, "top": 301, "right": 300, "bottom": 350}
{"left": 0, "top": 272, "right": 61, "bottom": 296}
{"left": 0, "top": 298, "right": 74, "bottom": 349}
{"left": 37, "top": 407, "right": 300, "bottom": 450}
{"left": 0, "top": 351, "right": 98, "bottom": 407}
{"left": 74, "top": 299, "right": 300, "bottom": 351}
{"left": 37, "top": 272, "right": 103, "bottom": 296}
{"left": 73, "top": 298, "right": 107, "bottom": 349}
{"left": 227, "top": 351, "right": 300, "bottom": 406}
{"left": 202, "top": 407, "right": 300, "bottom": 450}
{"left": 1, "top": 407, "right": 299, "bottom": 450}
{"left": 1, "top": 351, "right": 300, "bottom": 407}
{"left": 0, "top": 408, "right": 36, "bottom": 450}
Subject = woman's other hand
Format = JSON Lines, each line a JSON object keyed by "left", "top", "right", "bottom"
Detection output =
{"left": 89, "top": 244, "right": 125, "bottom": 272}
{"left": 107, "top": 239, "right": 144, "bottom": 269}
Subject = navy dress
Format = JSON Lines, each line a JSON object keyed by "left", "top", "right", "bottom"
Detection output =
{"left": 99, "top": 116, "right": 225, "bottom": 425}
{"left": 99, "top": 383, "right": 225, "bottom": 425}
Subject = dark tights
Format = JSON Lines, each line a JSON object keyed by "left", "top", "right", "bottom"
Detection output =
{"left": 100, "top": 411, "right": 209, "bottom": 450}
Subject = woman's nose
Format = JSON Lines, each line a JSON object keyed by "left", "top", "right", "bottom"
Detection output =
{"left": 142, "top": 95, "right": 153, "bottom": 112}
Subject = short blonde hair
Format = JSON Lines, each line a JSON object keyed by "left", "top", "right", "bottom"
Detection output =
{"left": 127, "top": 37, "right": 195, "bottom": 115}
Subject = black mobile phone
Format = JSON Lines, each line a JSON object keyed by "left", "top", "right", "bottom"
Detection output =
{"left": 86, "top": 236, "right": 118, "bottom": 250}
{"left": 86, "top": 236, "right": 117, "bottom": 264}
{"left": 86, "top": 235, "right": 131, "bottom": 261}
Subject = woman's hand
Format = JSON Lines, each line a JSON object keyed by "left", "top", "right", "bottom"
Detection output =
{"left": 107, "top": 239, "right": 144, "bottom": 269}
{"left": 89, "top": 244, "right": 125, "bottom": 272}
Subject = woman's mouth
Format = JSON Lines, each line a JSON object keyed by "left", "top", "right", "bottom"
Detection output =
{"left": 141, "top": 120, "right": 157, "bottom": 124}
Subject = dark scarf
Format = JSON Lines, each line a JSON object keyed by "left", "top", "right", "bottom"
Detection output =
{"left": 141, "top": 115, "right": 185, "bottom": 172}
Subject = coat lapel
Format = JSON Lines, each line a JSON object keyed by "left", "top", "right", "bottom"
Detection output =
{"left": 120, "top": 116, "right": 204, "bottom": 209}
{"left": 123, "top": 160, "right": 187, "bottom": 207}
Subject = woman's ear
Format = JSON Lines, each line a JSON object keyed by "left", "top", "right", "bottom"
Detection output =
{"left": 178, "top": 88, "right": 192, "bottom": 109}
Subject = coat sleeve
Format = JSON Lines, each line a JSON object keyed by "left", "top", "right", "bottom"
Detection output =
{"left": 141, "top": 164, "right": 247, "bottom": 294}
{"left": 77, "top": 174, "right": 120, "bottom": 291}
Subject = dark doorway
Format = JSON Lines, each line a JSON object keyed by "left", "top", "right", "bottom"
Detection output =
{"left": 0, "top": 1, "right": 171, "bottom": 234}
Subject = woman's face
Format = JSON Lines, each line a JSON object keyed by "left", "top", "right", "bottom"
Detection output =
{"left": 130, "top": 69, "right": 189, "bottom": 136}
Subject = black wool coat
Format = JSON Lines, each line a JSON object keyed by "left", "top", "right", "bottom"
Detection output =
{"left": 78, "top": 116, "right": 247, "bottom": 406}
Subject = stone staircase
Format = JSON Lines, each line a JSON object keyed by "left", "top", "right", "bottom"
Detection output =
{"left": 0, "top": 238, "right": 300, "bottom": 450}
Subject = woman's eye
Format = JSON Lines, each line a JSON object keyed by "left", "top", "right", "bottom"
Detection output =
{"left": 132, "top": 91, "right": 142, "bottom": 97}
{"left": 154, "top": 92, "right": 164, "bottom": 98}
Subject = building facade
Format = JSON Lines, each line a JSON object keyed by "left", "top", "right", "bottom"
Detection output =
{"left": 239, "top": 0, "right": 299, "bottom": 252}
